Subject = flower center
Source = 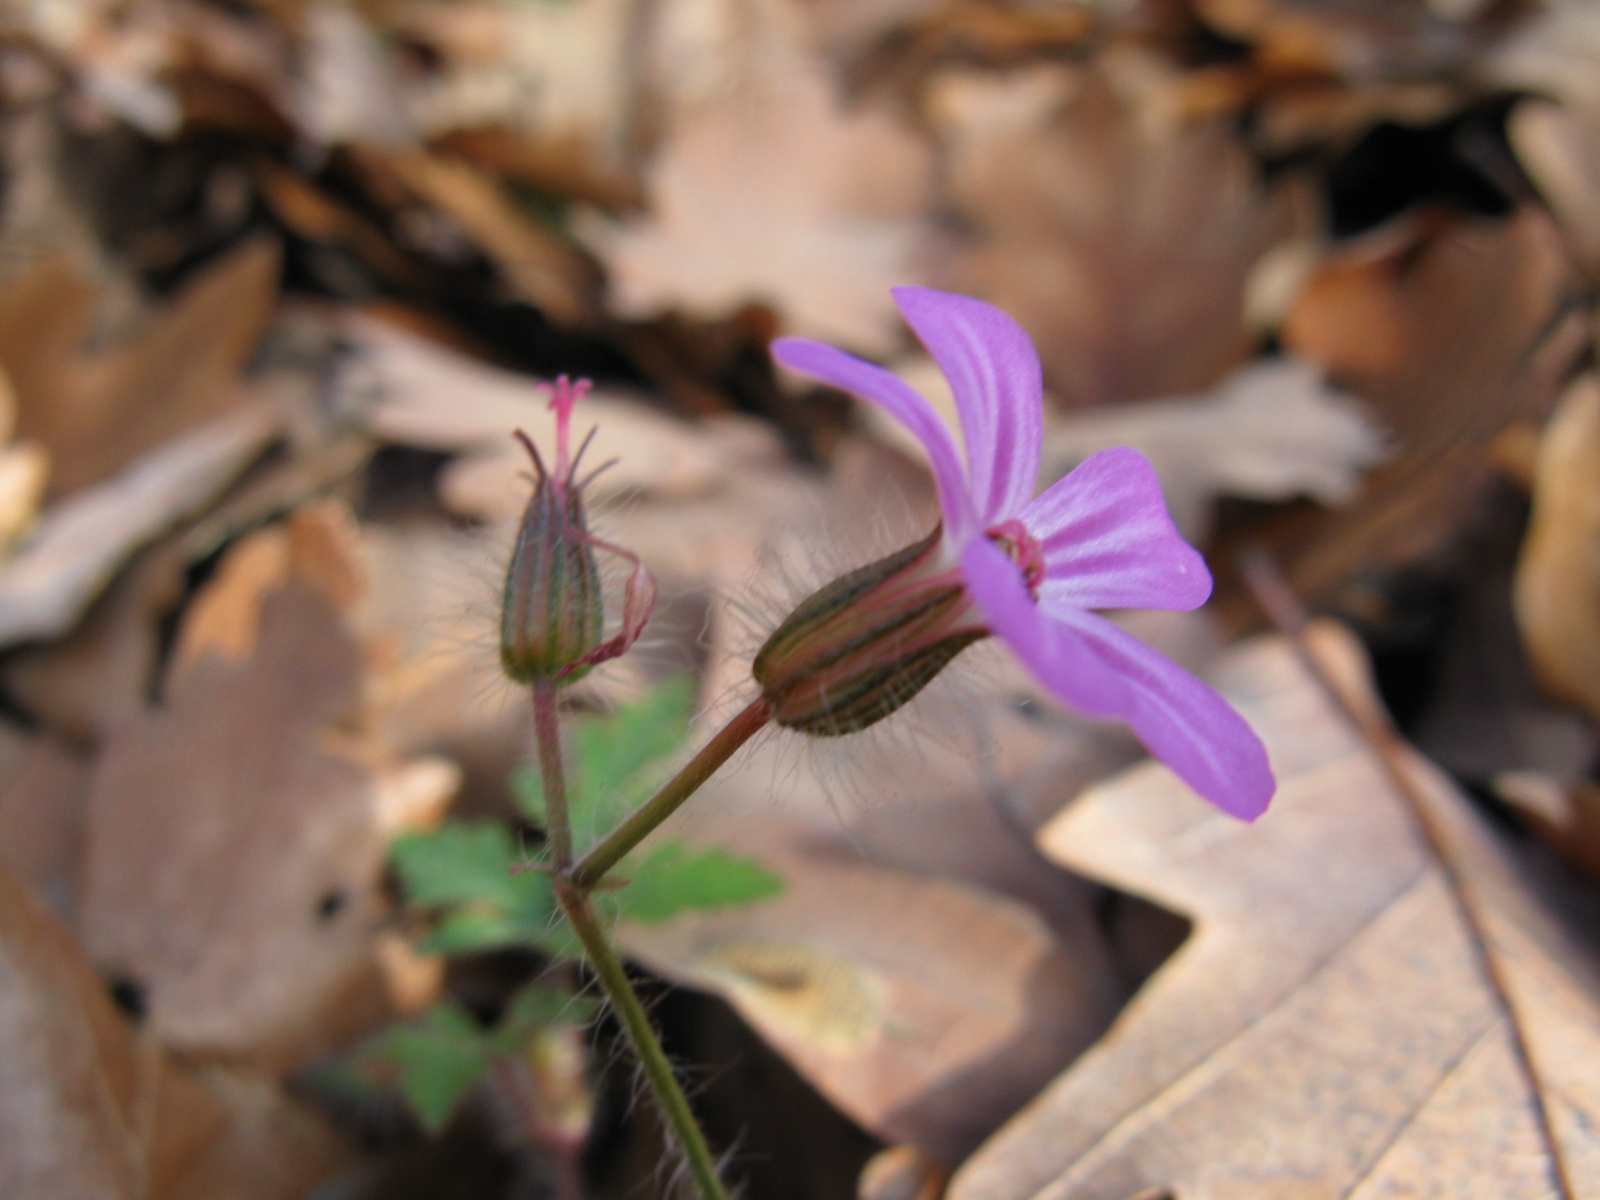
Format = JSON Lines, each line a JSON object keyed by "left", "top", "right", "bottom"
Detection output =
{"left": 986, "top": 519, "right": 1045, "bottom": 598}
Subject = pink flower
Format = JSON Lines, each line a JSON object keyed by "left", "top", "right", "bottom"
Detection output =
{"left": 770, "top": 287, "right": 1274, "bottom": 820}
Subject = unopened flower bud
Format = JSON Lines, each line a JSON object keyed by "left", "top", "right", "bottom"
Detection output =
{"left": 752, "top": 528, "right": 987, "bottom": 736}
{"left": 500, "top": 450, "right": 605, "bottom": 684}
{"left": 500, "top": 377, "right": 657, "bottom": 686}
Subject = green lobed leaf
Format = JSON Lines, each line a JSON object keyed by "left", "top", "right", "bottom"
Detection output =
{"left": 394, "top": 823, "right": 557, "bottom": 953}
{"left": 392, "top": 823, "right": 520, "bottom": 907}
{"left": 379, "top": 1005, "right": 492, "bottom": 1132}
{"left": 608, "top": 842, "right": 784, "bottom": 925}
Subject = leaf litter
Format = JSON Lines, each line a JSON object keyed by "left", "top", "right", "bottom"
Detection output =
{"left": 3, "top": 0, "right": 1600, "bottom": 1197}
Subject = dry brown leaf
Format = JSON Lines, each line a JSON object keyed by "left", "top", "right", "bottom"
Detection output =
{"left": 380, "top": 148, "right": 600, "bottom": 325}
{"left": 0, "top": 859, "right": 142, "bottom": 1200}
{"left": 0, "top": 722, "right": 88, "bottom": 920}
{"left": 1038, "top": 358, "right": 1385, "bottom": 540}
{"left": 146, "top": 1064, "right": 359, "bottom": 1200}
{"left": 391, "top": 0, "right": 640, "bottom": 165}
{"left": 0, "top": 859, "right": 357, "bottom": 1200}
{"left": 0, "top": 432, "right": 374, "bottom": 748}
{"left": 621, "top": 819, "right": 1117, "bottom": 1165}
{"left": 339, "top": 312, "right": 740, "bottom": 512}
{"left": 0, "top": 364, "right": 51, "bottom": 555}
{"left": 1493, "top": 5, "right": 1600, "bottom": 274}
{"left": 1508, "top": 99, "right": 1600, "bottom": 276}
{"left": 0, "top": 534, "right": 190, "bottom": 747}
{"left": 170, "top": 502, "right": 366, "bottom": 678}
{"left": 1276, "top": 207, "right": 1582, "bottom": 598}
{"left": 577, "top": 0, "right": 932, "bottom": 356}
{"left": 927, "top": 53, "right": 1295, "bottom": 407}
{"left": 0, "top": 401, "right": 282, "bottom": 648}
{"left": 1494, "top": 771, "right": 1600, "bottom": 888}
{"left": 1515, "top": 373, "right": 1600, "bottom": 721}
{"left": 950, "top": 621, "right": 1600, "bottom": 1200}
{"left": 0, "top": 440, "right": 50, "bottom": 558}
{"left": 878, "top": 353, "right": 1384, "bottom": 542}
{"left": 0, "top": 238, "right": 280, "bottom": 496}
{"left": 1196, "top": 0, "right": 1496, "bottom": 77}
{"left": 858, "top": 1144, "right": 949, "bottom": 1200}
{"left": 78, "top": 513, "right": 457, "bottom": 1069}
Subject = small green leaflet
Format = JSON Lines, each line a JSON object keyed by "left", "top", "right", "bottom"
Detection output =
{"left": 370, "top": 1005, "right": 490, "bottom": 1132}
{"left": 337, "top": 982, "right": 585, "bottom": 1133}
{"left": 391, "top": 822, "right": 556, "bottom": 954}
{"left": 606, "top": 842, "right": 784, "bottom": 925}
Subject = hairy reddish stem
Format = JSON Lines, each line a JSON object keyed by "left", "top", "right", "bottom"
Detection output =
{"left": 568, "top": 698, "right": 771, "bottom": 890}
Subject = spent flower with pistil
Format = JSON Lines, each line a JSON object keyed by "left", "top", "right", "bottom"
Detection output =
{"left": 500, "top": 376, "right": 657, "bottom": 686}
{"left": 763, "top": 287, "right": 1275, "bottom": 820}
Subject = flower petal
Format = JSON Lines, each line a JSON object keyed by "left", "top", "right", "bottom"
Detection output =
{"left": 772, "top": 336, "right": 978, "bottom": 541}
{"left": 961, "top": 538, "right": 1274, "bottom": 819}
{"left": 1024, "top": 447, "right": 1211, "bottom": 613}
{"left": 959, "top": 536, "right": 1131, "bottom": 715}
{"left": 1048, "top": 608, "right": 1275, "bottom": 819}
{"left": 893, "top": 287, "right": 1042, "bottom": 526}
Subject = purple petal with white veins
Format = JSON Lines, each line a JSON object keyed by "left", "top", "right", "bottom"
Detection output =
{"left": 961, "top": 537, "right": 1274, "bottom": 819}
{"left": 772, "top": 336, "right": 978, "bottom": 542}
{"left": 893, "top": 287, "right": 1042, "bottom": 527}
{"left": 1025, "top": 448, "right": 1211, "bottom": 613}
{"left": 1047, "top": 607, "right": 1275, "bottom": 819}
{"left": 959, "top": 536, "right": 1132, "bottom": 717}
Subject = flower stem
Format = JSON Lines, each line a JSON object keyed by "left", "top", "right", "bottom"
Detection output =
{"left": 531, "top": 683, "right": 751, "bottom": 1200}
{"left": 532, "top": 680, "right": 574, "bottom": 870}
{"left": 558, "top": 884, "right": 730, "bottom": 1200}
{"left": 568, "top": 698, "right": 771, "bottom": 890}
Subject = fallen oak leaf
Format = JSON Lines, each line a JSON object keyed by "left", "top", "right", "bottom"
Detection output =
{"left": 949, "top": 620, "right": 1600, "bottom": 1200}
{"left": 1493, "top": 771, "right": 1600, "bottom": 890}
{"left": 377, "top": 147, "right": 601, "bottom": 326}
{"left": 0, "top": 436, "right": 373, "bottom": 748}
{"left": 1037, "top": 357, "right": 1385, "bottom": 541}
{"left": 0, "top": 721, "right": 88, "bottom": 920}
{"left": 874, "top": 354, "right": 1385, "bottom": 542}
{"left": 1272, "top": 207, "right": 1584, "bottom": 600}
{"left": 1492, "top": 4, "right": 1600, "bottom": 274}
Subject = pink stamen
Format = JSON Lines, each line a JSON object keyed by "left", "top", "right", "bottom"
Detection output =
{"left": 986, "top": 518, "right": 1045, "bottom": 598}
{"left": 542, "top": 375, "right": 593, "bottom": 483}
